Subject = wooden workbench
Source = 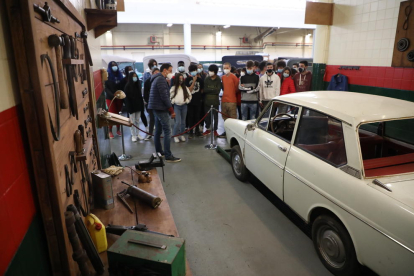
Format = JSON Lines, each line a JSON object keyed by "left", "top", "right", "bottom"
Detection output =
{"left": 93, "top": 167, "right": 192, "bottom": 276}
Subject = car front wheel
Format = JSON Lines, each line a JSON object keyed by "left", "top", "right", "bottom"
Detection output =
{"left": 231, "top": 145, "right": 248, "bottom": 182}
{"left": 312, "top": 215, "right": 361, "bottom": 276}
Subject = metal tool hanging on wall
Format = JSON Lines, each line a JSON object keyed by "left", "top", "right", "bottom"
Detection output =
{"left": 62, "top": 34, "right": 79, "bottom": 119}
{"left": 40, "top": 53, "right": 60, "bottom": 141}
{"left": 48, "top": 34, "right": 69, "bottom": 109}
{"left": 33, "top": 2, "right": 60, "bottom": 23}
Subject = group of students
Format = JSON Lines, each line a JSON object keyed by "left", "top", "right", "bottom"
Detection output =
{"left": 104, "top": 57, "right": 313, "bottom": 162}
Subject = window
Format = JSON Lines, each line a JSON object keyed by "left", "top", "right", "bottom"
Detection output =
{"left": 266, "top": 101, "right": 299, "bottom": 142}
{"left": 294, "top": 108, "right": 347, "bottom": 167}
{"left": 256, "top": 102, "right": 272, "bottom": 130}
{"left": 359, "top": 118, "right": 414, "bottom": 177}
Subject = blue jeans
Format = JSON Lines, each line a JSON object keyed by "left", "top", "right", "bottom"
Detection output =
{"left": 153, "top": 110, "right": 172, "bottom": 159}
{"left": 173, "top": 104, "right": 187, "bottom": 136}
{"left": 241, "top": 102, "right": 257, "bottom": 120}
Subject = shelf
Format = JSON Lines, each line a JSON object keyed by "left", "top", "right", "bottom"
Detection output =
{"left": 84, "top": 9, "right": 117, "bottom": 38}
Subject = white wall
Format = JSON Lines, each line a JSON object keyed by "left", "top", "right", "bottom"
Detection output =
{"left": 327, "top": 0, "right": 403, "bottom": 66}
{"left": 101, "top": 24, "right": 314, "bottom": 63}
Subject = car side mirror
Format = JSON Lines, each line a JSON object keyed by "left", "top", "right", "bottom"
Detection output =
{"left": 246, "top": 123, "right": 255, "bottom": 131}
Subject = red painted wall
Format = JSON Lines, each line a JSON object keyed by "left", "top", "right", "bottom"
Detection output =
{"left": 324, "top": 65, "right": 414, "bottom": 91}
{"left": 0, "top": 106, "right": 36, "bottom": 274}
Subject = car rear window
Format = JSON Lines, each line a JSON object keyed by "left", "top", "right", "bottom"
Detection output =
{"left": 359, "top": 118, "right": 414, "bottom": 177}
{"left": 294, "top": 108, "right": 347, "bottom": 167}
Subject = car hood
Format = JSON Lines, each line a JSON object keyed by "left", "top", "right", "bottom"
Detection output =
{"left": 369, "top": 176, "right": 414, "bottom": 210}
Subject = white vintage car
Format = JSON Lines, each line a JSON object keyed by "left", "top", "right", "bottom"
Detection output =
{"left": 224, "top": 91, "right": 414, "bottom": 276}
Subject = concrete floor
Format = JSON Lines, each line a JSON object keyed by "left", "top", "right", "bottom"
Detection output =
{"left": 110, "top": 114, "right": 333, "bottom": 276}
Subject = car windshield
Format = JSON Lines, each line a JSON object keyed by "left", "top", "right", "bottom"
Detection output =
{"left": 359, "top": 118, "right": 414, "bottom": 177}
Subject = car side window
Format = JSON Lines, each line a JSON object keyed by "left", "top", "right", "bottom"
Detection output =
{"left": 267, "top": 102, "right": 299, "bottom": 142}
{"left": 294, "top": 108, "right": 347, "bottom": 167}
{"left": 256, "top": 102, "right": 272, "bottom": 130}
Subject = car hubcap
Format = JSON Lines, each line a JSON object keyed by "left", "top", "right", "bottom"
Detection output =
{"left": 233, "top": 154, "right": 242, "bottom": 175}
{"left": 317, "top": 227, "right": 346, "bottom": 268}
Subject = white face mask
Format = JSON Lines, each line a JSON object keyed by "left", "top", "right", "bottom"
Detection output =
{"left": 240, "top": 72, "right": 245, "bottom": 76}
{"left": 208, "top": 71, "right": 215, "bottom": 77}
{"left": 223, "top": 69, "right": 230, "bottom": 74}
{"left": 167, "top": 73, "right": 173, "bottom": 79}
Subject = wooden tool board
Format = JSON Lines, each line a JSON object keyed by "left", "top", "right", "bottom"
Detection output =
{"left": 5, "top": 0, "right": 100, "bottom": 275}
{"left": 392, "top": 0, "right": 414, "bottom": 68}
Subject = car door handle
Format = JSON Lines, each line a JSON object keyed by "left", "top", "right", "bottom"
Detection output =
{"left": 278, "top": 145, "right": 287, "bottom": 152}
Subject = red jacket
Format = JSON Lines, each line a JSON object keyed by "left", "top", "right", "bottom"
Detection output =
{"left": 280, "top": 77, "right": 296, "bottom": 95}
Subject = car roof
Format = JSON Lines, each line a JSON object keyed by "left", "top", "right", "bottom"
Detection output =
{"left": 277, "top": 91, "right": 414, "bottom": 127}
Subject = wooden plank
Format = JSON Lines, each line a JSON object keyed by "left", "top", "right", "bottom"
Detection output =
{"left": 93, "top": 167, "right": 192, "bottom": 276}
{"left": 304, "top": 2, "right": 334, "bottom": 26}
{"left": 117, "top": 0, "right": 125, "bottom": 12}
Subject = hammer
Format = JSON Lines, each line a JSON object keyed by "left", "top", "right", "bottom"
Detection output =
{"left": 48, "top": 34, "right": 69, "bottom": 109}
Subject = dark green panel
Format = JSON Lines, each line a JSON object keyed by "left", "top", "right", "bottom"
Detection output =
{"left": 96, "top": 92, "right": 111, "bottom": 169}
{"left": 5, "top": 214, "right": 52, "bottom": 276}
{"left": 312, "top": 63, "right": 326, "bottom": 91}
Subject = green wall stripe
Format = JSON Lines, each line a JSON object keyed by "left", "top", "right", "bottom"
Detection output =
{"left": 5, "top": 214, "right": 52, "bottom": 276}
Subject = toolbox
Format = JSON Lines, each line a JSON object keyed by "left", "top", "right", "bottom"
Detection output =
{"left": 108, "top": 230, "right": 186, "bottom": 276}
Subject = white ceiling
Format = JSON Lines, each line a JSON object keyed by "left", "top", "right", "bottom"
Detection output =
{"left": 118, "top": 0, "right": 316, "bottom": 29}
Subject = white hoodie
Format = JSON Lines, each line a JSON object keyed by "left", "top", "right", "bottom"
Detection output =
{"left": 258, "top": 72, "right": 281, "bottom": 102}
{"left": 170, "top": 86, "right": 192, "bottom": 105}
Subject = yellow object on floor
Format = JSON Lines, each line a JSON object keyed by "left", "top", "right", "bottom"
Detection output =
{"left": 85, "top": 213, "right": 107, "bottom": 253}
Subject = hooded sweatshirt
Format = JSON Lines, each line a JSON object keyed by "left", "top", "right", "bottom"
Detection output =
{"left": 293, "top": 70, "right": 312, "bottom": 92}
{"left": 258, "top": 72, "right": 280, "bottom": 102}
{"left": 170, "top": 86, "right": 192, "bottom": 105}
{"left": 238, "top": 73, "right": 260, "bottom": 102}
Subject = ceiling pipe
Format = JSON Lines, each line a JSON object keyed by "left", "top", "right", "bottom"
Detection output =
{"left": 253, "top": 27, "right": 276, "bottom": 43}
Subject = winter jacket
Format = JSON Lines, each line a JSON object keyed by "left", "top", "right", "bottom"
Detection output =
{"left": 280, "top": 77, "right": 296, "bottom": 95}
{"left": 327, "top": 74, "right": 348, "bottom": 91}
{"left": 203, "top": 76, "right": 222, "bottom": 106}
{"left": 143, "top": 78, "right": 151, "bottom": 104}
{"left": 104, "top": 80, "right": 120, "bottom": 100}
{"left": 124, "top": 80, "right": 144, "bottom": 114}
{"left": 148, "top": 73, "right": 172, "bottom": 111}
{"left": 238, "top": 73, "right": 260, "bottom": 102}
{"left": 293, "top": 71, "right": 312, "bottom": 92}
{"left": 143, "top": 69, "right": 151, "bottom": 84}
{"left": 258, "top": 72, "right": 280, "bottom": 102}
{"left": 170, "top": 86, "right": 192, "bottom": 105}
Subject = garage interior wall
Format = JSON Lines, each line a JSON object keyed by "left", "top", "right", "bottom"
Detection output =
{"left": 323, "top": 0, "right": 414, "bottom": 100}
{"left": 101, "top": 24, "right": 314, "bottom": 63}
{"left": 0, "top": 0, "right": 103, "bottom": 274}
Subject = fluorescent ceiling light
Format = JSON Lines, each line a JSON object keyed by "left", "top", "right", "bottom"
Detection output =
{"left": 167, "top": 23, "right": 173, "bottom": 27}
{"left": 223, "top": 25, "right": 230, "bottom": 28}
{"left": 106, "top": 30, "right": 111, "bottom": 33}
{"left": 216, "top": 31, "right": 222, "bottom": 35}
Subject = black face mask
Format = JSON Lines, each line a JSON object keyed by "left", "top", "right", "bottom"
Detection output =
{"left": 267, "top": 69, "right": 273, "bottom": 73}
{"left": 298, "top": 68, "right": 305, "bottom": 73}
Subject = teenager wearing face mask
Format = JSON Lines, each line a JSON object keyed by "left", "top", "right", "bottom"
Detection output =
{"left": 239, "top": 61, "right": 260, "bottom": 120}
{"left": 143, "top": 59, "right": 158, "bottom": 83}
{"left": 196, "top": 63, "right": 207, "bottom": 134}
{"left": 186, "top": 64, "right": 204, "bottom": 138}
{"left": 280, "top": 67, "right": 296, "bottom": 95}
{"left": 148, "top": 63, "right": 181, "bottom": 162}
{"left": 197, "top": 63, "right": 207, "bottom": 80}
{"left": 275, "top": 60, "right": 287, "bottom": 78}
{"left": 258, "top": 62, "right": 280, "bottom": 110}
{"left": 124, "top": 72, "right": 145, "bottom": 142}
{"left": 203, "top": 65, "right": 222, "bottom": 137}
{"left": 293, "top": 60, "right": 312, "bottom": 92}
{"left": 170, "top": 74, "right": 192, "bottom": 143}
{"left": 143, "top": 67, "right": 159, "bottom": 140}
{"left": 237, "top": 68, "right": 246, "bottom": 119}
{"left": 170, "top": 61, "right": 189, "bottom": 87}
{"left": 105, "top": 61, "right": 124, "bottom": 138}
{"left": 219, "top": 62, "right": 240, "bottom": 138}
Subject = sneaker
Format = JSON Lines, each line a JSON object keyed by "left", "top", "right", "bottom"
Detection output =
{"left": 174, "top": 137, "right": 180, "bottom": 143}
{"left": 166, "top": 156, "right": 181, "bottom": 163}
{"left": 180, "top": 135, "right": 186, "bottom": 142}
{"left": 203, "top": 130, "right": 211, "bottom": 136}
{"left": 188, "top": 132, "right": 194, "bottom": 139}
{"left": 218, "top": 132, "right": 226, "bottom": 138}
{"left": 109, "top": 132, "right": 114, "bottom": 139}
{"left": 214, "top": 131, "right": 219, "bottom": 137}
{"left": 132, "top": 136, "right": 137, "bottom": 142}
{"left": 137, "top": 134, "right": 144, "bottom": 140}
{"left": 116, "top": 130, "right": 122, "bottom": 136}
{"left": 144, "top": 135, "right": 152, "bottom": 141}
